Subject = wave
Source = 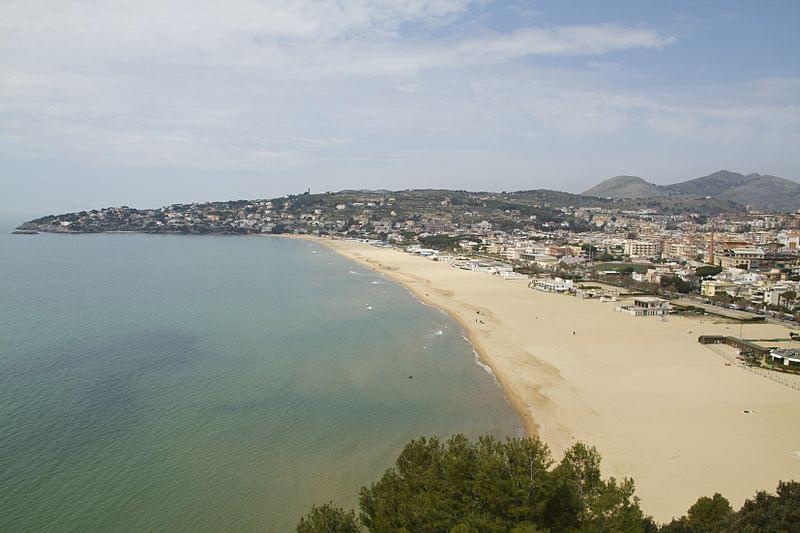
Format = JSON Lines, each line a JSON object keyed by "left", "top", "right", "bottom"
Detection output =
{"left": 462, "top": 335, "right": 498, "bottom": 382}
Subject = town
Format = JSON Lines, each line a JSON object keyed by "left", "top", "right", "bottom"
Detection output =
{"left": 19, "top": 187, "right": 800, "bottom": 329}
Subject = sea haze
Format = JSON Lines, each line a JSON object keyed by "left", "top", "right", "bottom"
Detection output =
{"left": 0, "top": 229, "right": 520, "bottom": 531}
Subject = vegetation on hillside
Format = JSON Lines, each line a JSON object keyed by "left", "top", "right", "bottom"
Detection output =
{"left": 296, "top": 434, "right": 799, "bottom": 532}
{"left": 591, "top": 262, "right": 649, "bottom": 274}
{"left": 581, "top": 170, "right": 800, "bottom": 212}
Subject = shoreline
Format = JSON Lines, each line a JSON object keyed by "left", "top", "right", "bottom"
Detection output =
{"left": 359, "top": 253, "right": 539, "bottom": 437}
{"left": 306, "top": 235, "right": 800, "bottom": 522}
{"left": 303, "top": 235, "right": 538, "bottom": 436}
{"left": 362, "top": 261, "right": 534, "bottom": 438}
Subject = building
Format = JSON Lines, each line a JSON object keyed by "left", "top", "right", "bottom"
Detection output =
{"left": 616, "top": 297, "right": 670, "bottom": 316}
{"left": 700, "top": 279, "right": 738, "bottom": 298}
{"left": 763, "top": 284, "right": 794, "bottom": 307}
{"left": 665, "top": 242, "right": 692, "bottom": 261}
{"left": 531, "top": 277, "right": 574, "bottom": 293}
{"left": 716, "top": 248, "right": 765, "bottom": 270}
{"left": 768, "top": 348, "right": 800, "bottom": 368}
{"left": 520, "top": 252, "right": 558, "bottom": 270}
{"left": 624, "top": 240, "right": 662, "bottom": 259}
{"left": 784, "top": 230, "right": 800, "bottom": 251}
{"left": 632, "top": 267, "right": 673, "bottom": 284}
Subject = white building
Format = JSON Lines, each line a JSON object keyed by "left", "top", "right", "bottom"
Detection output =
{"left": 768, "top": 348, "right": 800, "bottom": 368}
{"left": 616, "top": 297, "right": 670, "bottom": 316}
{"left": 764, "top": 285, "right": 794, "bottom": 307}
{"left": 531, "top": 277, "right": 574, "bottom": 293}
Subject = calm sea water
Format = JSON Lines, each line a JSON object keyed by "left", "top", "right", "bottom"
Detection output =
{"left": 0, "top": 217, "right": 520, "bottom": 531}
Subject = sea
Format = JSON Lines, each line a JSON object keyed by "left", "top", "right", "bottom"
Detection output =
{"left": 0, "top": 215, "right": 520, "bottom": 531}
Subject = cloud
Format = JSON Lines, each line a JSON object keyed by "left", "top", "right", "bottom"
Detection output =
{"left": 0, "top": 1, "right": 679, "bottom": 165}
{"left": 0, "top": 0, "right": 798, "bottom": 212}
{"left": 307, "top": 24, "right": 673, "bottom": 77}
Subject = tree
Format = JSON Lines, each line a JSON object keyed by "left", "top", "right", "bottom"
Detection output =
{"left": 296, "top": 503, "right": 360, "bottom": 533}
{"left": 781, "top": 290, "right": 796, "bottom": 307}
{"left": 359, "top": 435, "right": 558, "bottom": 532}
{"left": 713, "top": 292, "right": 734, "bottom": 305}
{"left": 660, "top": 276, "right": 693, "bottom": 294}
{"left": 685, "top": 493, "right": 733, "bottom": 532}
{"left": 694, "top": 265, "right": 722, "bottom": 279}
{"left": 300, "top": 435, "right": 652, "bottom": 532}
{"left": 298, "top": 436, "right": 798, "bottom": 533}
{"left": 732, "top": 480, "right": 800, "bottom": 532}
{"left": 419, "top": 234, "right": 460, "bottom": 251}
{"left": 551, "top": 443, "right": 647, "bottom": 532}
{"left": 595, "top": 252, "right": 616, "bottom": 262}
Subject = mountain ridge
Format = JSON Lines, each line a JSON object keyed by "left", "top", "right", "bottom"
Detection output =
{"left": 581, "top": 170, "right": 800, "bottom": 212}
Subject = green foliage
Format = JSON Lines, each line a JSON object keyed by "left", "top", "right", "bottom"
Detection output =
{"left": 419, "top": 234, "right": 461, "bottom": 250}
{"left": 694, "top": 265, "right": 722, "bottom": 279}
{"left": 712, "top": 292, "right": 734, "bottom": 304}
{"left": 685, "top": 493, "right": 733, "bottom": 532}
{"left": 663, "top": 481, "right": 799, "bottom": 533}
{"left": 296, "top": 503, "right": 360, "bottom": 533}
{"left": 551, "top": 443, "right": 646, "bottom": 532}
{"left": 595, "top": 252, "right": 618, "bottom": 262}
{"left": 496, "top": 219, "right": 523, "bottom": 232}
{"left": 732, "top": 480, "right": 800, "bottom": 532}
{"left": 298, "top": 435, "right": 799, "bottom": 533}
{"left": 306, "top": 434, "right": 649, "bottom": 533}
{"left": 659, "top": 276, "right": 693, "bottom": 294}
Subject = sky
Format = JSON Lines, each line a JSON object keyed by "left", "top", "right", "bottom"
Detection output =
{"left": 1, "top": 0, "right": 799, "bottom": 215}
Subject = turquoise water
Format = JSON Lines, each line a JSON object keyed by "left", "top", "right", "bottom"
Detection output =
{"left": 0, "top": 218, "right": 520, "bottom": 531}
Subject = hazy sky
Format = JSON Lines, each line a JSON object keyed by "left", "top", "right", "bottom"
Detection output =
{"left": 2, "top": 0, "right": 799, "bottom": 215}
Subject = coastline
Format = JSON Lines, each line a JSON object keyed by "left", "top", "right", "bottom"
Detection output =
{"left": 307, "top": 235, "right": 800, "bottom": 522}
{"left": 301, "top": 235, "right": 537, "bottom": 436}
{"left": 307, "top": 236, "right": 562, "bottom": 441}
{"left": 299, "top": 234, "right": 537, "bottom": 436}
{"left": 347, "top": 248, "right": 539, "bottom": 437}
{"left": 356, "top": 258, "right": 535, "bottom": 437}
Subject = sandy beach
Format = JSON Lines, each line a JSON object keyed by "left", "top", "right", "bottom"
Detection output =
{"left": 314, "top": 237, "right": 800, "bottom": 522}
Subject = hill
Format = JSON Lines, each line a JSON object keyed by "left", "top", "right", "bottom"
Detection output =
{"left": 581, "top": 176, "right": 666, "bottom": 199}
{"left": 581, "top": 170, "right": 800, "bottom": 212}
{"left": 717, "top": 174, "right": 800, "bottom": 212}
{"left": 663, "top": 170, "right": 752, "bottom": 197}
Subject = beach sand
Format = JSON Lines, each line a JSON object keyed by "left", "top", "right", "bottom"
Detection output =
{"left": 315, "top": 237, "right": 800, "bottom": 522}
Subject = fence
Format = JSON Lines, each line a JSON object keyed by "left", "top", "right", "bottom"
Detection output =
{"left": 705, "top": 345, "right": 800, "bottom": 392}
